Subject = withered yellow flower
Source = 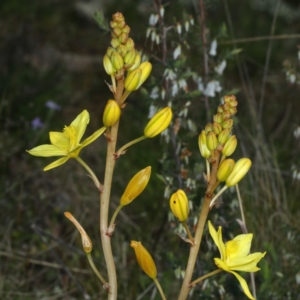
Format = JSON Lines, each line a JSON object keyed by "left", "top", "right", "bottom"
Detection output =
{"left": 120, "top": 166, "right": 151, "bottom": 205}
{"left": 130, "top": 240, "right": 157, "bottom": 279}
{"left": 27, "top": 110, "right": 106, "bottom": 171}
{"left": 208, "top": 221, "right": 266, "bottom": 300}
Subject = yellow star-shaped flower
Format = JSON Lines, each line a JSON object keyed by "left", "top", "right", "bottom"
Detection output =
{"left": 27, "top": 110, "right": 106, "bottom": 171}
{"left": 208, "top": 221, "right": 266, "bottom": 300}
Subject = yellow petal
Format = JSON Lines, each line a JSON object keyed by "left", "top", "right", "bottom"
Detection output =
{"left": 218, "top": 226, "right": 226, "bottom": 260}
{"left": 49, "top": 132, "right": 70, "bottom": 150}
{"left": 81, "top": 126, "right": 106, "bottom": 147}
{"left": 227, "top": 252, "right": 266, "bottom": 272}
{"left": 226, "top": 234, "right": 253, "bottom": 260}
{"left": 214, "top": 258, "right": 230, "bottom": 271}
{"left": 70, "top": 110, "right": 90, "bottom": 144}
{"left": 27, "top": 145, "right": 68, "bottom": 157}
{"left": 229, "top": 271, "right": 255, "bottom": 300}
{"left": 208, "top": 221, "right": 221, "bottom": 255}
{"left": 43, "top": 157, "right": 69, "bottom": 171}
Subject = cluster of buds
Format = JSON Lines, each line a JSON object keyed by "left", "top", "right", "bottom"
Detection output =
{"left": 198, "top": 95, "right": 238, "bottom": 160}
{"left": 103, "top": 13, "right": 152, "bottom": 95}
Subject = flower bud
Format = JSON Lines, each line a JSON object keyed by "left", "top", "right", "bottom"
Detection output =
{"left": 217, "top": 159, "right": 235, "bottom": 182}
{"left": 206, "top": 131, "right": 218, "bottom": 151}
{"left": 122, "top": 25, "right": 130, "bottom": 34}
{"left": 136, "top": 62, "right": 152, "bottom": 89}
{"left": 144, "top": 107, "right": 172, "bottom": 138}
{"left": 124, "top": 68, "right": 142, "bottom": 91}
{"left": 224, "top": 94, "right": 236, "bottom": 104}
{"left": 119, "top": 32, "right": 128, "bottom": 44}
{"left": 111, "top": 37, "right": 120, "bottom": 48}
{"left": 205, "top": 123, "right": 213, "bottom": 134}
{"left": 213, "top": 122, "right": 222, "bottom": 135}
{"left": 106, "top": 47, "right": 115, "bottom": 57}
{"left": 217, "top": 105, "right": 224, "bottom": 113}
{"left": 124, "top": 48, "right": 137, "bottom": 65}
{"left": 213, "top": 113, "right": 223, "bottom": 124}
{"left": 64, "top": 212, "right": 92, "bottom": 253}
{"left": 130, "top": 241, "right": 157, "bottom": 279}
{"left": 229, "top": 107, "right": 237, "bottom": 115}
{"left": 111, "top": 51, "right": 124, "bottom": 70}
{"left": 125, "top": 38, "right": 134, "bottom": 50}
{"left": 222, "top": 135, "right": 237, "bottom": 157}
{"left": 218, "top": 129, "right": 231, "bottom": 145}
{"left": 223, "top": 102, "right": 231, "bottom": 111}
{"left": 117, "top": 44, "right": 127, "bottom": 57}
{"left": 113, "top": 27, "right": 122, "bottom": 37}
{"left": 222, "top": 111, "right": 231, "bottom": 121}
{"left": 127, "top": 51, "right": 141, "bottom": 72}
{"left": 103, "top": 54, "right": 116, "bottom": 75}
{"left": 222, "top": 119, "right": 233, "bottom": 129}
{"left": 112, "top": 12, "right": 124, "bottom": 22}
{"left": 103, "top": 100, "right": 121, "bottom": 127}
{"left": 169, "top": 189, "right": 189, "bottom": 222}
{"left": 198, "top": 130, "right": 211, "bottom": 159}
{"left": 120, "top": 167, "right": 151, "bottom": 205}
{"left": 226, "top": 158, "right": 252, "bottom": 187}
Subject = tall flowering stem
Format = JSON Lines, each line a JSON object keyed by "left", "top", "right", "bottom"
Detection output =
{"left": 177, "top": 151, "right": 220, "bottom": 300}
{"left": 100, "top": 75, "right": 124, "bottom": 300}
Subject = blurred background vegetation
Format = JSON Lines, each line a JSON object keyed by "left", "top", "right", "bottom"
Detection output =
{"left": 1, "top": 0, "right": 300, "bottom": 299}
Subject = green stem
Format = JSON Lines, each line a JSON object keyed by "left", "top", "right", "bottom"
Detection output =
{"left": 109, "top": 204, "right": 124, "bottom": 229}
{"left": 182, "top": 221, "right": 194, "bottom": 243}
{"left": 86, "top": 253, "right": 107, "bottom": 285}
{"left": 206, "top": 159, "right": 210, "bottom": 183}
{"left": 111, "top": 75, "right": 116, "bottom": 94}
{"left": 116, "top": 136, "right": 146, "bottom": 157}
{"left": 190, "top": 269, "right": 222, "bottom": 287}
{"left": 120, "top": 89, "right": 131, "bottom": 104}
{"left": 153, "top": 277, "right": 167, "bottom": 300}
{"left": 209, "top": 185, "right": 228, "bottom": 208}
{"left": 76, "top": 156, "right": 102, "bottom": 190}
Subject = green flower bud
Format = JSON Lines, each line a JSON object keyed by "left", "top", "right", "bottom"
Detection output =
{"left": 229, "top": 107, "right": 237, "bottom": 115}
{"left": 120, "top": 167, "right": 151, "bottom": 205}
{"left": 217, "top": 105, "right": 224, "bottom": 113}
{"left": 226, "top": 158, "right": 252, "bottom": 187}
{"left": 111, "top": 51, "right": 124, "bottom": 70}
{"left": 222, "top": 135, "right": 237, "bottom": 156}
{"left": 213, "top": 122, "right": 222, "bottom": 135}
{"left": 111, "top": 37, "right": 120, "bottom": 48}
{"left": 206, "top": 131, "right": 218, "bottom": 151}
{"left": 198, "top": 130, "right": 211, "bottom": 159}
{"left": 122, "top": 25, "right": 130, "bottom": 34}
{"left": 136, "top": 62, "right": 152, "bottom": 89}
{"left": 124, "top": 68, "right": 142, "bottom": 91}
{"left": 205, "top": 122, "right": 213, "bottom": 134}
{"left": 218, "top": 129, "right": 231, "bottom": 145}
{"left": 125, "top": 38, "right": 135, "bottom": 50}
{"left": 119, "top": 32, "right": 128, "bottom": 44}
{"left": 169, "top": 189, "right": 189, "bottom": 222}
{"left": 106, "top": 47, "right": 115, "bottom": 57}
{"left": 124, "top": 48, "right": 137, "bottom": 65}
{"left": 110, "top": 21, "right": 118, "bottom": 28}
{"left": 103, "top": 54, "right": 116, "bottom": 75}
{"left": 127, "top": 52, "right": 141, "bottom": 72}
{"left": 222, "top": 119, "right": 233, "bottom": 129}
{"left": 144, "top": 107, "right": 172, "bottom": 138}
{"left": 113, "top": 27, "right": 122, "bottom": 37}
{"left": 117, "top": 45, "right": 127, "bottom": 57}
{"left": 103, "top": 100, "right": 121, "bottom": 127}
{"left": 217, "top": 159, "right": 235, "bottom": 182}
{"left": 213, "top": 113, "right": 223, "bottom": 124}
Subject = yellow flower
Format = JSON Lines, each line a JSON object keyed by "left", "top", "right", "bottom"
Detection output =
{"left": 130, "top": 240, "right": 157, "bottom": 279}
{"left": 169, "top": 189, "right": 189, "bottom": 222}
{"left": 208, "top": 221, "right": 266, "bottom": 300}
{"left": 27, "top": 110, "right": 106, "bottom": 171}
